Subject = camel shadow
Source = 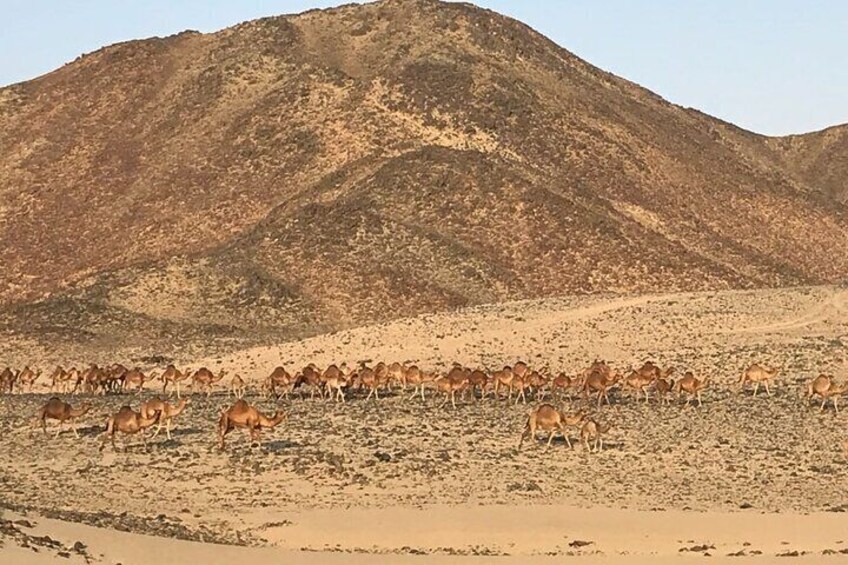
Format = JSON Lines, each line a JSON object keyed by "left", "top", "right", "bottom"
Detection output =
{"left": 262, "top": 439, "right": 302, "bottom": 453}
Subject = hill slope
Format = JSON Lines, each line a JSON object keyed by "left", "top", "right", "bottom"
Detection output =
{"left": 1, "top": 0, "right": 847, "bottom": 353}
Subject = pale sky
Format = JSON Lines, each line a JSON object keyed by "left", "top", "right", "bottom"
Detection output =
{"left": 2, "top": 0, "right": 846, "bottom": 136}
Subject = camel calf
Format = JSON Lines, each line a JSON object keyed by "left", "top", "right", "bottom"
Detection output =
{"left": 581, "top": 418, "right": 610, "bottom": 452}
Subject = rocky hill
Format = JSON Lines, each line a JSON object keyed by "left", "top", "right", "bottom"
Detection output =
{"left": 1, "top": 0, "right": 847, "bottom": 357}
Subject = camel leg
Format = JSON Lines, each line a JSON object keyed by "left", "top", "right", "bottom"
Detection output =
{"left": 375, "top": 387, "right": 380, "bottom": 401}
{"left": 821, "top": 397, "right": 827, "bottom": 412}
{"left": 451, "top": 391, "right": 457, "bottom": 409}
{"left": 697, "top": 391, "right": 702, "bottom": 407}
{"left": 166, "top": 420, "right": 172, "bottom": 441}
{"left": 752, "top": 382, "right": 759, "bottom": 396}
{"left": 765, "top": 381, "right": 772, "bottom": 397}
{"left": 72, "top": 422, "right": 79, "bottom": 438}
{"left": 54, "top": 421, "right": 62, "bottom": 438}
{"left": 546, "top": 430, "right": 555, "bottom": 450}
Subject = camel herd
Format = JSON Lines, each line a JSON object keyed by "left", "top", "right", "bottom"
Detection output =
{"left": 5, "top": 359, "right": 846, "bottom": 452}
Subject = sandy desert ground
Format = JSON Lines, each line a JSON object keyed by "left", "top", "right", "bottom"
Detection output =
{"left": 2, "top": 285, "right": 848, "bottom": 563}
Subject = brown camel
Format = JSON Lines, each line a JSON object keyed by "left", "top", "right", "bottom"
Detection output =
{"left": 123, "top": 368, "right": 157, "bottom": 394}
{"left": 740, "top": 364, "right": 778, "bottom": 397}
{"left": 623, "top": 370, "right": 654, "bottom": 403}
{"left": 492, "top": 366, "right": 516, "bottom": 400}
{"left": 294, "top": 365, "right": 323, "bottom": 399}
{"left": 675, "top": 372, "right": 710, "bottom": 407}
{"left": 100, "top": 406, "right": 161, "bottom": 451}
{"left": 466, "top": 369, "right": 489, "bottom": 400}
{"left": 387, "top": 362, "right": 406, "bottom": 391}
{"left": 161, "top": 365, "right": 192, "bottom": 398}
{"left": 217, "top": 400, "right": 286, "bottom": 450}
{"left": 321, "top": 365, "right": 349, "bottom": 403}
{"left": 435, "top": 366, "right": 469, "bottom": 408}
{"left": 266, "top": 366, "right": 295, "bottom": 400}
{"left": 355, "top": 366, "right": 381, "bottom": 401}
{"left": 190, "top": 368, "right": 226, "bottom": 396}
{"left": 653, "top": 377, "right": 675, "bottom": 405}
{"left": 807, "top": 374, "right": 847, "bottom": 414}
{"left": 140, "top": 397, "right": 191, "bottom": 440}
{"left": 38, "top": 397, "right": 91, "bottom": 437}
{"left": 17, "top": 366, "right": 42, "bottom": 393}
{"left": 49, "top": 366, "right": 68, "bottom": 393}
{"left": 405, "top": 366, "right": 433, "bottom": 401}
{"left": 583, "top": 369, "right": 621, "bottom": 408}
{"left": 518, "top": 403, "right": 585, "bottom": 449}
{"left": 550, "top": 373, "right": 581, "bottom": 400}
{"left": 0, "top": 367, "right": 18, "bottom": 394}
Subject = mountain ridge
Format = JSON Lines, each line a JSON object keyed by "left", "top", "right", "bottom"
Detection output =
{"left": 1, "top": 0, "right": 847, "bottom": 355}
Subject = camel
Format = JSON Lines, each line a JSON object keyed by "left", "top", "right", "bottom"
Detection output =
{"left": 355, "top": 366, "right": 381, "bottom": 401}
{"left": 17, "top": 366, "right": 42, "bottom": 393}
{"left": 0, "top": 367, "right": 17, "bottom": 394}
{"left": 49, "top": 366, "right": 67, "bottom": 393}
{"left": 123, "top": 368, "right": 157, "bottom": 394}
{"left": 189, "top": 368, "right": 226, "bottom": 397}
{"left": 161, "top": 365, "right": 192, "bottom": 398}
{"left": 623, "top": 370, "right": 654, "bottom": 403}
{"left": 435, "top": 367, "right": 469, "bottom": 408}
{"left": 466, "top": 369, "right": 489, "bottom": 400}
{"left": 634, "top": 361, "right": 674, "bottom": 381}
{"left": 582, "top": 369, "right": 621, "bottom": 408}
{"left": 266, "top": 366, "right": 295, "bottom": 400}
{"left": 229, "top": 374, "right": 247, "bottom": 399}
{"left": 405, "top": 366, "right": 433, "bottom": 401}
{"left": 373, "top": 362, "right": 391, "bottom": 392}
{"left": 653, "top": 377, "right": 675, "bottom": 405}
{"left": 79, "top": 364, "right": 105, "bottom": 394}
{"left": 140, "top": 397, "right": 190, "bottom": 440}
{"left": 675, "top": 372, "right": 710, "bottom": 407}
{"left": 387, "top": 362, "right": 406, "bottom": 391}
{"left": 492, "top": 366, "right": 516, "bottom": 400}
{"left": 518, "top": 404, "right": 585, "bottom": 449}
{"left": 100, "top": 406, "right": 161, "bottom": 451}
{"left": 38, "top": 397, "right": 91, "bottom": 437}
{"left": 581, "top": 418, "right": 611, "bottom": 452}
{"left": 581, "top": 360, "right": 613, "bottom": 382}
{"left": 740, "top": 364, "right": 778, "bottom": 397}
{"left": 217, "top": 399, "right": 286, "bottom": 450}
{"left": 807, "top": 374, "right": 847, "bottom": 414}
{"left": 294, "top": 365, "right": 324, "bottom": 399}
{"left": 550, "top": 373, "right": 580, "bottom": 400}
{"left": 321, "top": 365, "right": 348, "bottom": 403}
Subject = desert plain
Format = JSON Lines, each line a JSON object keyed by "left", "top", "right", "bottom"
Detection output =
{"left": 2, "top": 285, "right": 847, "bottom": 563}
